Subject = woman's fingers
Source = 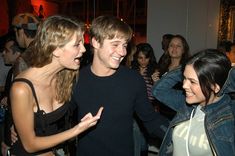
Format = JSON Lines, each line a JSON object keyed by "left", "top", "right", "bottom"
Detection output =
{"left": 95, "top": 107, "right": 104, "bottom": 119}
{"left": 80, "top": 107, "right": 104, "bottom": 122}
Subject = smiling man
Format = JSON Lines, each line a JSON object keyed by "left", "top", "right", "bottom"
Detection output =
{"left": 71, "top": 15, "right": 169, "bottom": 156}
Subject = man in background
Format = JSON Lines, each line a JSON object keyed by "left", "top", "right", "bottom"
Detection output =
{"left": 1, "top": 36, "right": 22, "bottom": 155}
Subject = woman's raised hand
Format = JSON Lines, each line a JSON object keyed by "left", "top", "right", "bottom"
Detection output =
{"left": 74, "top": 107, "right": 104, "bottom": 134}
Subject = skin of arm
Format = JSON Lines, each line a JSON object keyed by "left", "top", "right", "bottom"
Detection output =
{"left": 10, "top": 82, "right": 103, "bottom": 153}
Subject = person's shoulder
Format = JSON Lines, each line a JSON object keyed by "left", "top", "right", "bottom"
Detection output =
{"left": 11, "top": 79, "right": 32, "bottom": 98}
{"left": 119, "top": 65, "right": 139, "bottom": 75}
{"left": 118, "top": 65, "right": 143, "bottom": 81}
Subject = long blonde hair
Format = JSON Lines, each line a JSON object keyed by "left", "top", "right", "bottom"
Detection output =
{"left": 24, "top": 15, "right": 85, "bottom": 102}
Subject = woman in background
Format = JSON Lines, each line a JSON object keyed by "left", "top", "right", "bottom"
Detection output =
{"left": 131, "top": 43, "right": 159, "bottom": 156}
{"left": 157, "top": 34, "right": 190, "bottom": 119}
{"left": 132, "top": 43, "right": 159, "bottom": 105}
{"left": 158, "top": 34, "right": 190, "bottom": 77}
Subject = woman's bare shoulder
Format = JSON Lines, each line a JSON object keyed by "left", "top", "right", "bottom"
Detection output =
{"left": 11, "top": 80, "right": 32, "bottom": 97}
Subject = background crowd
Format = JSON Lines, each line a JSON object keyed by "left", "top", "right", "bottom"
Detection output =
{"left": 0, "top": 11, "right": 234, "bottom": 156}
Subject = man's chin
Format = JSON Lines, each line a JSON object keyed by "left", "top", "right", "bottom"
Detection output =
{"left": 110, "top": 63, "right": 121, "bottom": 69}
{"left": 110, "top": 66, "right": 119, "bottom": 70}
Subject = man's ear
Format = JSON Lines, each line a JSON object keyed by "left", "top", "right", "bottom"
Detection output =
{"left": 91, "top": 37, "right": 100, "bottom": 49}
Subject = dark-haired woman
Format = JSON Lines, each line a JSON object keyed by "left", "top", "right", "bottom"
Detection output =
{"left": 153, "top": 49, "right": 235, "bottom": 156}
{"left": 131, "top": 43, "right": 159, "bottom": 156}
{"left": 157, "top": 34, "right": 191, "bottom": 119}
{"left": 132, "top": 43, "right": 159, "bottom": 105}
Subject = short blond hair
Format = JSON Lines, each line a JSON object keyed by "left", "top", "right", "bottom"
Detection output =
{"left": 90, "top": 15, "right": 133, "bottom": 45}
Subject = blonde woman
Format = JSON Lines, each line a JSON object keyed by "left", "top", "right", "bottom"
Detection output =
{"left": 10, "top": 15, "right": 103, "bottom": 156}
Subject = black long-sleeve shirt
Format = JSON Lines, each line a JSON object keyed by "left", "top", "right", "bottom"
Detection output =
{"left": 71, "top": 65, "right": 168, "bottom": 156}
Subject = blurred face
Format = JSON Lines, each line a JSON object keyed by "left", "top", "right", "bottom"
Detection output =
{"left": 168, "top": 37, "right": 184, "bottom": 59}
{"left": 2, "top": 40, "right": 20, "bottom": 65}
{"left": 137, "top": 51, "right": 150, "bottom": 68}
{"left": 183, "top": 64, "right": 206, "bottom": 105}
{"left": 58, "top": 34, "right": 86, "bottom": 70}
{"left": 93, "top": 36, "right": 128, "bottom": 71}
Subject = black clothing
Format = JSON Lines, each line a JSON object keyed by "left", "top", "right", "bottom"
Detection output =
{"left": 71, "top": 65, "right": 169, "bottom": 156}
{"left": 2, "top": 67, "right": 14, "bottom": 146}
{"left": 10, "top": 78, "right": 72, "bottom": 155}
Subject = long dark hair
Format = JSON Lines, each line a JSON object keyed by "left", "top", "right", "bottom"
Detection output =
{"left": 158, "top": 34, "right": 190, "bottom": 77}
{"left": 185, "top": 49, "right": 231, "bottom": 104}
{"left": 132, "top": 43, "right": 158, "bottom": 77}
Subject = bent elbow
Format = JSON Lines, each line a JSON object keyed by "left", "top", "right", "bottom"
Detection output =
{"left": 22, "top": 142, "right": 38, "bottom": 153}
